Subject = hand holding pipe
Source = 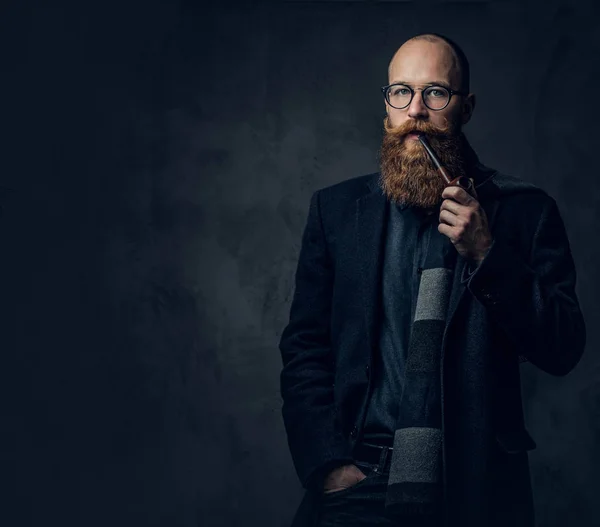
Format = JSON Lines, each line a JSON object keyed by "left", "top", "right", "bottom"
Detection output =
{"left": 416, "top": 133, "right": 475, "bottom": 196}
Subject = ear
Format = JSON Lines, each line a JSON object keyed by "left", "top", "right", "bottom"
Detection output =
{"left": 461, "top": 93, "right": 476, "bottom": 125}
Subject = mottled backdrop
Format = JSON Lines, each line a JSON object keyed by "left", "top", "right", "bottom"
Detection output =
{"left": 3, "top": 1, "right": 599, "bottom": 526}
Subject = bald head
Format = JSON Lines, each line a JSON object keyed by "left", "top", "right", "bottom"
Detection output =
{"left": 388, "top": 33, "right": 470, "bottom": 93}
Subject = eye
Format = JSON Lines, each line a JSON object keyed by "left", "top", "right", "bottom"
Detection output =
{"left": 391, "top": 87, "right": 411, "bottom": 96}
{"left": 429, "top": 88, "right": 448, "bottom": 97}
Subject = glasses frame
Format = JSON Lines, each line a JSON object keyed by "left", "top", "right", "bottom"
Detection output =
{"left": 380, "top": 83, "right": 468, "bottom": 111}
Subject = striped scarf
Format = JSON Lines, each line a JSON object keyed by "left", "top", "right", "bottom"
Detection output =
{"left": 385, "top": 216, "right": 457, "bottom": 517}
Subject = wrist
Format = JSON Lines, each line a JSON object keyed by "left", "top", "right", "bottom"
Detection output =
{"left": 474, "top": 237, "right": 494, "bottom": 264}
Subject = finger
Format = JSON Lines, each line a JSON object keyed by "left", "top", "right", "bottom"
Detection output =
{"left": 440, "top": 198, "right": 464, "bottom": 215}
{"left": 438, "top": 222, "right": 458, "bottom": 242}
{"left": 441, "top": 200, "right": 476, "bottom": 227}
{"left": 441, "top": 184, "right": 474, "bottom": 206}
{"left": 439, "top": 209, "right": 462, "bottom": 227}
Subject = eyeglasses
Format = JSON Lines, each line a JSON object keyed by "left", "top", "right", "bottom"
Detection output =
{"left": 380, "top": 83, "right": 467, "bottom": 111}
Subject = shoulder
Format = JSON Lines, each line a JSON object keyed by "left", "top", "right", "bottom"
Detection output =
{"left": 479, "top": 170, "right": 565, "bottom": 251}
{"left": 306, "top": 173, "right": 379, "bottom": 236}
{"left": 313, "top": 172, "right": 378, "bottom": 205}
{"left": 478, "top": 169, "right": 556, "bottom": 215}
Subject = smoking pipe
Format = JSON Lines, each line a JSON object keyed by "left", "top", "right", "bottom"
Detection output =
{"left": 416, "top": 133, "right": 475, "bottom": 196}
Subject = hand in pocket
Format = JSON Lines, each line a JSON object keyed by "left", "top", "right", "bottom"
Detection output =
{"left": 323, "top": 464, "right": 367, "bottom": 494}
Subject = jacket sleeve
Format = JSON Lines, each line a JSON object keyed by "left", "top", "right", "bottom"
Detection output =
{"left": 462, "top": 196, "right": 586, "bottom": 376}
{"left": 279, "top": 190, "right": 353, "bottom": 490}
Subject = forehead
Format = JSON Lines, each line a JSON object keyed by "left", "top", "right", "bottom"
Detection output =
{"left": 388, "top": 40, "right": 460, "bottom": 87}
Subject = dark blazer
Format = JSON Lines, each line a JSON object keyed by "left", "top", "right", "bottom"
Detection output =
{"left": 279, "top": 161, "right": 586, "bottom": 527}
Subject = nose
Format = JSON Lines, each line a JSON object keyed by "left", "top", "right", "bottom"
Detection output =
{"left": 407, "top": 90, "right": 429, "bottom": 119}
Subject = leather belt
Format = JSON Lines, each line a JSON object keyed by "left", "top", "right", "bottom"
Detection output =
{"left": 353, "top": 441, "right": 394, "bottom": 467}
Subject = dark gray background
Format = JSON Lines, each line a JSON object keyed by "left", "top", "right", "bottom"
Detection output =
{"left": 2, "top": 1, "right": 599, "bottom": 526}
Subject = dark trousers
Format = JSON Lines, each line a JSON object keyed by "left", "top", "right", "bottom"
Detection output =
{"left": 316, "top": 444, "right": 443, "bottom": 527}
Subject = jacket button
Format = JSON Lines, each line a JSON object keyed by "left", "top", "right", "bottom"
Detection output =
{"left": 365, "top": 364, "right": 370, "bottom": 378}
{"left": 350, "top": 426, "right": 358, "bottom": 438}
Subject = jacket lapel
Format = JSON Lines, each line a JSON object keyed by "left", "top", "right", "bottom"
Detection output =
{"left": 356, "top": 175, "right": 388, "bottom": 355}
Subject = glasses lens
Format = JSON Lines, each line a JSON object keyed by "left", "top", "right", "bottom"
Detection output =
{"left": 386, "top": 84, "right": 412, "bottom": 109}
{"left": 423, "top": 86, "right": 450, "bottom": 110}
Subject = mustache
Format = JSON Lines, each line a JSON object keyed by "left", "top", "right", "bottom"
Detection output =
{"left": 383, "top": 116, "right": 452, "bottom": 139}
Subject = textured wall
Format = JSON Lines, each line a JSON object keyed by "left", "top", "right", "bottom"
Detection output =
{"left": 3, "top": 1, "right": 599, "bottom": 526}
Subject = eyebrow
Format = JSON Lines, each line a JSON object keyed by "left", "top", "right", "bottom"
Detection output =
{"left": 389, "top": 80, "right": 452, "bottom": 89}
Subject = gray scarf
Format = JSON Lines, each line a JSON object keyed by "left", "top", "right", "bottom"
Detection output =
{"left": 385, "top": 212, "right": 457, "bottom": 517}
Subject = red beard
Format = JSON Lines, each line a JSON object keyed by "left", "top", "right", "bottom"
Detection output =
{"left": 378, "top": 116, "right": 467, "bottom": 209}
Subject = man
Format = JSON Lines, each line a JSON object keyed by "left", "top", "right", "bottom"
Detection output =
{"left": 279, "top": 33, "right": 586, "bottom": 527}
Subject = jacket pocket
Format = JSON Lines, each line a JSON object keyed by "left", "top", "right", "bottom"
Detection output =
{"left": 495, "top": 428, "right": 537, "bottom": 454}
